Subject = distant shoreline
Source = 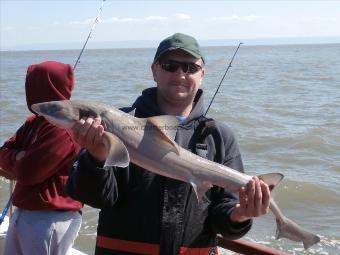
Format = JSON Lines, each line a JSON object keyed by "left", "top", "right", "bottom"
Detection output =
{"left": 2, "top": 36, "right": 340, "bottom": 52}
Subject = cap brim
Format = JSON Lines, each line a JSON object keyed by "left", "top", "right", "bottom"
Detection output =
{"left": 154, "top": 47, "right": 202, "bottom": 63}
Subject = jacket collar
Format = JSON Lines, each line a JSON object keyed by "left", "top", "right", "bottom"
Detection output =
{"left": 132, "top": 87, "right": 205, "bottom": 125}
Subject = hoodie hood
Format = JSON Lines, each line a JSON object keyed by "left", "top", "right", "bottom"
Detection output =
{"left": 132, "top": 87, "right": 205, "bottom": 124}
{"left": 25, "top": 61, "right": 75, "bottom": 113}
{"left": 132, "top": 87, "right": 161, "bottom": 117}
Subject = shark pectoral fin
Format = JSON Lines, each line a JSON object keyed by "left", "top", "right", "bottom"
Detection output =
{"left": 258, "top": 173, "right": 284, "bottom": 191}
{"left": 190, "top": 180, "right": 213, "bottom": 202}
{"left": 142, "top": 116, "right": 181, "bottom": 155}
{"left": 102, "top": 131, "right": 130, "bottom": 168}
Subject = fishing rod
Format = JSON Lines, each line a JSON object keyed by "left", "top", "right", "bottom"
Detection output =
{"left": 73, "top": 0, "right": 106, "bottom": 70}
{"left": 204, "top": 42, "right": 243, "bottom": 116}
{"left": 0, "top": 193, "right": 13, "bottom": 225}
{"left": 0, "top": 169, "right": 15, "bottom": 226}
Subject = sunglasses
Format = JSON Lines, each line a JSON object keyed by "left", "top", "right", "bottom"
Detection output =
{"left": 159, "top": 60, "right": 202, "bottom": 74}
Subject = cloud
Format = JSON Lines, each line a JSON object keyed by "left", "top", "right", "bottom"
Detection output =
{"left": 3, "top": 26, "right": 15, "bottom": 31}
{"left": 98, "top": 16, "right": 168, "bottom": 24}
{"left": 174, "top": 13, "right": 191, "bottom": 20}
{"left": 106, "top": 17, "right": 134, "bottom": 23}
{"left": 207, "top": 15, "right": 264, "bottom": 23}
{"left": 66, "top": 13, "right": 192, "bottom": 26}
{"left": 69, "top": 18, "right": 96, "bottom": 26}
{"left": 144, "top": 16, "right": 169, "bottom": 21}
{"left": 303, "top": 16, "right": 339, "bottom": 23}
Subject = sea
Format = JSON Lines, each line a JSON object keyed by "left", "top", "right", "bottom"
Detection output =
{"left": 0, "top": 44, "right": 339, "bottom": 254}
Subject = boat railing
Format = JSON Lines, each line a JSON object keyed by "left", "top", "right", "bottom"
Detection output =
{"left": 218, "top": 235, "right": 289, "bottom": 255}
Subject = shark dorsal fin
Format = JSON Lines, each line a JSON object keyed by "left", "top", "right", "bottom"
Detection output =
{"left": 102, "top": 131, "right": 130, "bottom": 168}
{"left": 141, "top": 115, "right": 180, "bottom": 155}
{"left": 147, "top": 115, "right": 179, "bottom": 141}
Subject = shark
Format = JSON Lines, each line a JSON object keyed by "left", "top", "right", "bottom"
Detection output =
{"left": 31, "top": 100, "right": 320, "bottom": 249}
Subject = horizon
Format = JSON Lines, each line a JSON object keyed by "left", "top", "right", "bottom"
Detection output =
{"left": 2, "top": 36, "right": 340, "bottom": 52}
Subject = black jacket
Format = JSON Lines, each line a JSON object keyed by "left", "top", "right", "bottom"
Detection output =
{"left": 67, "top": 88, "right": 252, "bottom": 255}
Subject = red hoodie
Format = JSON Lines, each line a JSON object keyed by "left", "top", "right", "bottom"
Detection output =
{"left": 0, "top": 61, "right": 83, "bottom": 211}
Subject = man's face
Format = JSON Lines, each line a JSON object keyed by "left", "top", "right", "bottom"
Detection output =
{"left": 151, "top": 50, "right": 205, "bottom": 106}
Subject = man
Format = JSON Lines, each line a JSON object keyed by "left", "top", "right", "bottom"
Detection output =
{"left": 67, "top": 33, "right": 271, "bottom": 255}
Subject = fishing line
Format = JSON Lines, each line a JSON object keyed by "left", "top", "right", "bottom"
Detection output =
{"left": 73, "top": 0, "right": 106, "bottom": 70}
{"left": 204, "top": 42, "right": 243, "bottom": 116}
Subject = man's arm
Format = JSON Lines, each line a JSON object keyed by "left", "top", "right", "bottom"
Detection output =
{"left": 209, "top": 176, "right": 270, "bottom": 239}
{"left": 66, "top": 116, "right": 123, "bottom": 208}
{"left": 209, "top": 123, "right": 271, "bottom": 238}
{"left": 0, "top": 167, "right": 15, "bottom": 180}
{"left": 0, "top": 123, "right": 27, "bottom": 175}
{"left": 66, "top": 150, "right": 120, "bottom": 208}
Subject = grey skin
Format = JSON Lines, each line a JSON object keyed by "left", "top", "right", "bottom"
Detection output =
{"left": 32, "top": 100, "right": 320, "bottom": 249}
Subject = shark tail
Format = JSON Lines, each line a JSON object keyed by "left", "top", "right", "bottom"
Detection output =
{"left": 256, "top": 173, "right": 320, "bottom": 249}
{"left": 258, "top": 173, "right": 284, "bottom": 191}
{"left": 276, "top": 216, "right": 321, "bottom": 249}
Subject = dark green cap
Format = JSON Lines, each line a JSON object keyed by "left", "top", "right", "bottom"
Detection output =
{"left": 153, "top": 33, "right": 204, "bottom": 63}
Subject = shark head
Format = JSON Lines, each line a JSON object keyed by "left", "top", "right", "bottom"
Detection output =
{"left": 31, "top": 100, "right": 78, "bottom": 128}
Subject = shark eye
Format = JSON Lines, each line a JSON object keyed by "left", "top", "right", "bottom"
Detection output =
{"left": 47, "top": 104, "right": 61, "bottom": 113}
{"left": 79, "top": 108, "right": 98, "bottom": 118}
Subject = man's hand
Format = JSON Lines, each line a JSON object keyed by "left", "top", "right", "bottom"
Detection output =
{"left": 230, "top": 176, "right": 271, "bottom": 223}
{"left": 72, "top": 117, "right": 108, "bottom": 162}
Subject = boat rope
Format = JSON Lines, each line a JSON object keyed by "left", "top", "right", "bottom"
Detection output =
{"left": 73, "top": 0, "right": 106, "bottom": 70}
{"left": 204, "top": 42, "right": 243, "bottom": 116}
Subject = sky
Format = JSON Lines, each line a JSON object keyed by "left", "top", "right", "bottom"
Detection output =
{"left": 1, "top": 0, "right": 340, "bottom": 50}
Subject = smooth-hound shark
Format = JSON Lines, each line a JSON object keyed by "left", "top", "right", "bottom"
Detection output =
{"left": 32, "top": 100, "right": 320, "bottom": 249}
